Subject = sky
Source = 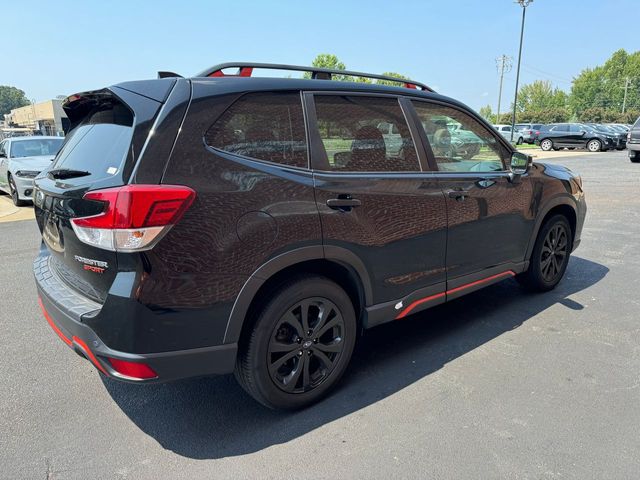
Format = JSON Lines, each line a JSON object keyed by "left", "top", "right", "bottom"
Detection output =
{"left": 3, "top": 0, "right": 638, "bottom": 112}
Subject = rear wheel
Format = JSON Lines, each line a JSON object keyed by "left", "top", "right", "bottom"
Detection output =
{"left": 518, "top": 215, "right": 572, "bottom": 292}
{"left": 540, "top": 139, "right": 553, "bottom": 151}
{"left": 630, "top": 151, "right": 640, "bottom": 163}
{"left": 587, "top": 139, "right": 602, "bottom": 152}
{"left": 8, "top": 175, "right": 28, "bottom": 207}
{"left": 517, "top": 136, "right": 523, "bottom": 145}
{"left": 235, "top": 275, "right": 357, "bottom": 409}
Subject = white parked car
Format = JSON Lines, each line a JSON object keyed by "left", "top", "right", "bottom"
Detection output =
{"left": 0, "top": 136, "right": 64, "bottom": 206}
{"left": 493, "top": 124, "right": 524, "bottom": 145}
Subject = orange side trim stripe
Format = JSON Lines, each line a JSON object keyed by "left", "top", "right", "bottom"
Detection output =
{"left": 395, "top": 270, "right": 516, "bottom": 319}
{"left": 396, "top": 292, "right": 446, "bottom": 319}
{"left": 445, "top": 271, "right": 515, "bottom": 295}
{"left": 38, "top": 297, "right": 72, "bottom": 346}
{"left": 72, "top": 336, "right": 108, "bottom": 375}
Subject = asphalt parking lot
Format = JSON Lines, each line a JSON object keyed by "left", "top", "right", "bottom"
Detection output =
{"left": 1, "top": 150, "right": 639, "bottom": 479}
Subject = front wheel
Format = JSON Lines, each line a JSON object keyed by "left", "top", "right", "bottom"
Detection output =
{"left": 518, "top": 215, "right": 572, "bottom": 292}
{"left": 587, "top": 139, "right": 602, "bottom": 152}
{"left": 540, "top": 139, "right": 553, "bottom": 151}
{"left": 235, "top": 275, "right": 357, "bottom": 409}
{"left": 517, "top": 136, "right": 523, "bottom": 145}
{"left": 8, "top": 176, "right": 28, "bottom": 207}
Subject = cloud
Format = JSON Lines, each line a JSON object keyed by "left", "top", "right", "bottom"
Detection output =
{"left": 481, "top": 92, "right": 489, "bottom": 97}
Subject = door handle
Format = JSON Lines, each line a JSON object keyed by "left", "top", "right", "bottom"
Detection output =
{"left": 326, "top": 197, "right": 361, "bottom": 211}
{"left": 447, "top": 189, "right": 470, "bottom": 200}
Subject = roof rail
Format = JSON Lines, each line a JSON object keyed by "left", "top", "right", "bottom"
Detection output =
{"left": 194, "top": 62, "right": 434, "bottom": 92}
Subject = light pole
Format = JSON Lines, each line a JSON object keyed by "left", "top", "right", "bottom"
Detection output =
{"left": 510, "top": 0, "right": 533, "bottom": 143}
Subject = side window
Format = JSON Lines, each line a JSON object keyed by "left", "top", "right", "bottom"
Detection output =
{"left": 205, "top": 92, "right": 308, "bottom": 168}
{"left": 0, "top": 141, "right": 5, "bottom": 157}
{"left": 411, "top": 101, "right": 509, "bottom": 173}
{"left": 313, "top": 95, "right": 420, "bottom": 172}
{"left": 569, "top": 124, "right": 583, "bottom": 133}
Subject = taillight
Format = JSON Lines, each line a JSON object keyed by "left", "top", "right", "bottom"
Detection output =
{"left": 71, "top": 185, "right": 195, "bottom": 252}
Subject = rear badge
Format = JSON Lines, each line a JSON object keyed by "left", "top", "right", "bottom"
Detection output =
{"left": 74, "top": 255, "right": 108, "bottom": 274}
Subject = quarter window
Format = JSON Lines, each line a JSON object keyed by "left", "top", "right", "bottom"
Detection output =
{"left": 313, "top": 95, "right": 420, "bottom": 172}
{"left": 205, "top": 92, "right": 308, "bottom": 168}
{"left": 412, "top": 101, "right": 508, "bottom": 173}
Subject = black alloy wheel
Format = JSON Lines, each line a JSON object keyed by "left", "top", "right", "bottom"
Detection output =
{"left": 517, "top": 214, "right": 572, "bottom": 292}
{"left": 268, "top": 298, "right": 345, "bottom": 393}
{"left": 540, "top": 223, "right": 569, "bottom": 283}
{"left": 235, "top": 275, "right": 356, "bottom": 409}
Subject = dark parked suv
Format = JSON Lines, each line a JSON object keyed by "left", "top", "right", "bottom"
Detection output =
{"left": 536, "top": 123, "right": 615, "bottom": 152}
{"left": 33, "top": 63, "right": 586, "bottom": 409}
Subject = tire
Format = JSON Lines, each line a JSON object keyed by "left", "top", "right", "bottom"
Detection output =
{"left": 235, "top": 275, "right": 357, "bottom": 409}
{"left": 517, "top": 136, "right": 523, "bottom": 145}
{"left": 8, "top": 176, "right": 28, "bottom": 207}
{"left": 518, "top": 214, "right": 572, "bottom": 292}
{"left": 540, "top": 139, "right": 553, "bottom": 151}
{"left": 587, "top": 139, "right": 602, "bottom": 152}
{"left": 630, "top": 151, "right": 640, "bottom": 163}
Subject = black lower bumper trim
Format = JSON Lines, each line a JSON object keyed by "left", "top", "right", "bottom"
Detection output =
{"left": 37, "top": 286, "right": 237, "bottom": 383}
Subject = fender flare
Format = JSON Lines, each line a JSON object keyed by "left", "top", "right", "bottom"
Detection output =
{"left": 223, "top": 245, "right": 373, "bottom": 344}
{"left": 525, "top": 193, "right": 578, "bottom": 260}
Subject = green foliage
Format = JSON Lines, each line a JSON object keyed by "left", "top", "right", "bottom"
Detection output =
{"left": 578, "top": 107, "right": 640, "bottom": 124}
{"left": 570, "top": 49, "right": 640, "bottom": 114}
{"left": 0, "top": 86, "right": 29, "bottom": 116}
{"left": 515, "top": 80, "right": 568, "bottom": 112}
{"left": 376, "top": 72, "right": 410, "bottom": 87}
{"left": 479, "top": 105, "right": 493, "bottom": 121}
{"left": 305, "top": 54, "right": 350, "bottom": 81}
{"left": 517, "top": 108, "right": 570, "bottom": 124}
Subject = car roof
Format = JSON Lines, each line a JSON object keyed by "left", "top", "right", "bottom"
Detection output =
{"left": 8, "top": 136, "right": 62, "bottom": 142}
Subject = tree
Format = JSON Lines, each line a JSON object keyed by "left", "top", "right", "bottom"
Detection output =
{"left": 570, "top": 49, "right": 640, "bottom": 115}
{"left": 479, "top": 105, "right": 494, "bottom": 122}
{"left": 515, "top": 80, "right": 568, "bottom": 112}
{"left": 376, "top": 72, "right": 410, "bottom": 87}
{"left": 0, "top": 86, "right": 29, "bottom": 116}
{"left": 305, "top": 54, "right": 350, "bottom": 80}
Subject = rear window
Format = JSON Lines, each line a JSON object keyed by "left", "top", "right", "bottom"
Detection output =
{"left": 51, "top": 103, "right": 133, "bottom": 178}
{"left": 10, "top": 138, "right": 63, "bottom": 158}
{"left": 632, "top": 117, "right": 640, "bottom": 129}
{"left": 205, "top": 92, "right": 308, "bottom": 168}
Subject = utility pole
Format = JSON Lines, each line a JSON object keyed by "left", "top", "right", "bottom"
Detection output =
{"left": 496, "top": 55, "right": 513, "bottom": 124}
{"left": 511, "top": 0, "right": 533, "bottom": 143}
{"left": 622, "top": 77, "right": 631, "bottom": 114}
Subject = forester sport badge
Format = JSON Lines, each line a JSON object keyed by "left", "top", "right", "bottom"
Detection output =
{"left": 74, "top": 255, "right": 108, "bottom": 274}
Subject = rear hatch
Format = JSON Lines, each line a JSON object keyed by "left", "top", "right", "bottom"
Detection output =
{"left": 33, "top": 83, "right": 170, "bottom": 303}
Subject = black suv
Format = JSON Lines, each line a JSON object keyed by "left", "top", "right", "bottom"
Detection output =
{"left": 536, "top": 123, "right": 614, "bottom": 152}
{"left": 33, "top": 63, "right": 586, "bottom": 409}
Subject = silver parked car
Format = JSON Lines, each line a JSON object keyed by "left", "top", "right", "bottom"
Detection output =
{"left": 0, "top": 136, "right": 64, "bottom": 206}
{"left": 493, "top": 124, "right": 524, "bottom": 144}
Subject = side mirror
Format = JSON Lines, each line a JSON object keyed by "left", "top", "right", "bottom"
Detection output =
{"left": 0, "top": 152, "right": 6, "bottom": 159}
{"left": 510, "top": 151, "right": 531, "bottom": 176}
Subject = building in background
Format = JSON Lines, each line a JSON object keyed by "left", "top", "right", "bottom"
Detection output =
{"left": 4, "top": 99, "right": 68, "bottom": 137}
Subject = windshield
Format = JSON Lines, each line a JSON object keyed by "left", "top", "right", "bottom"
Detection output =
{"left": 10, "top": 138, "right": 63, "bottom": 158}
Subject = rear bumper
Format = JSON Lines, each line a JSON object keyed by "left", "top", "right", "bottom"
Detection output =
{"left": 34, "top": 255, "right": 237, "bottom": 383}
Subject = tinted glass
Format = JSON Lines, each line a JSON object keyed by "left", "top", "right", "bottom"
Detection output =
{"left": 412, "top": 101, "right": 508, "bottom": 173}
{"left": 569, "top": 124, "right": 583, "bottom": 133}
{"left": 205, "top": 92, "right": 307, "bottom": 168}
{"left": 10, "top": 138, "right": 63, "bottom": 158}
{"left": 51, "top": 103, "right": 133, "bottom": 179}
{"left": 313, "top": 95, "right": 419, "bottom": 172}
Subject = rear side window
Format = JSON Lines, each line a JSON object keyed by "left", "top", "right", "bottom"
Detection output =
{"left": 205, "top": 92, "right": 308, "bottom": 168}
{"left": 52, "top": 103, "right": 133, "bottom": 178}
{"left": 313, "top": 95, "right": 420, "bottom": 172}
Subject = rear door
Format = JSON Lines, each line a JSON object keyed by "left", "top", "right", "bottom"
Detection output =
{"left": 306, "top": 92, "right": 448, "bottom": 311}
{"left": 409, "top": 99, "right": 534, "bottom": 283}
{"left": 33, "top": 86, "right": 165, "bottom": 303}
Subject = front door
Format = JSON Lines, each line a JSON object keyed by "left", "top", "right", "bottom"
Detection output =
{"left": 306, "top": 93, "right": 448, "bottom": 313}
{"left": 410, "top": 100, "right": 535, "bottom": 284}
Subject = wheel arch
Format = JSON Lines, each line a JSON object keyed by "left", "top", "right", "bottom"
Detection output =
{"left": 525, "top": 196, "right": 577, "bottom": 260}
{"left": 224, "top": 246, "right": 372, "bottom": 344}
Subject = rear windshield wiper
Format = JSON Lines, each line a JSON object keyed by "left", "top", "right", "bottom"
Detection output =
{"left": 47, "top": 168, "right": 91, "bottom": 180}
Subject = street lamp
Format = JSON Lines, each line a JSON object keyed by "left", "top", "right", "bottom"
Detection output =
{"left": 510, "top": 0, "right": 533, "bottom": 143}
